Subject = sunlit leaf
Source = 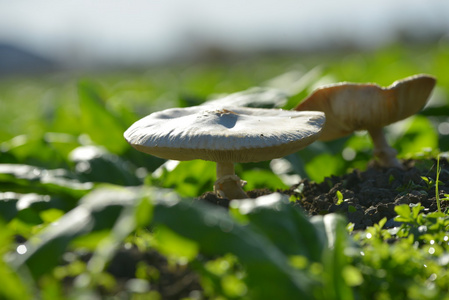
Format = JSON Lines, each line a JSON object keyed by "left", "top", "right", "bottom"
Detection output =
{"left": 305, "top": 153, "right": 345, "bottom": 183}
{"left": 153, "top": 225, "right": 199, "bottom": 262}
{"left": 231, "top": 193, "right": 325, "bottom": 261}
{"left": 0, "top": 220, "right": 33, "bottom": 300}
{"left": 391, "top": 116, "right": 438, "bottom": 157}
{"left": 0, "top": 164, "right": 92, "bottom": 200}
{"left": 240, "top": 169, "right": 288, "bottom": 191}
{"left": 69, "top": 145, "right": 141, "bottom": 186}
{"left": 153, "top": 192, "right": 315, "bottom": 300}
{"left": 153, "top": 160, "right": 216, "bottom": 197}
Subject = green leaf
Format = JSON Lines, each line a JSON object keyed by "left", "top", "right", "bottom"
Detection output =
{"left": 392, "top": 115, "right": 438, "bottom": 156}
{"left": 411, "top": 204, "right": 424, "bottom": 219}
{"left": 135, "top": 195, "right": 153, "bottom": 228}
{"left": 39, "top": 209, "right": 65, "bottom": 224}
{"left": 0, "top": 192, "right": 75, "bottom": 226}
{"left": 1, "top": 133, "right": 78, "bottom": 169}
{"left": 77, "top": 80, "right": 128, "bottom": 154}
{"left": 0, "top": 164, "right": 92, "bottom": 200}
{"left": 231, "top": 193, "right": 325, "bottom": 262}
{"left": 153, "top": 225, "right": 199, "bottom": 262}
{"left": 9, "top": 186, "right": 138, "bottom": 278}
{"left": 153, "top": 192, "right": 316, "bottom": 299}
{"left": 305, "top": 153, "right": 345, "bottom": 183}
{"left": 342, "top": 265, "right": 364, "bottom": 287}
{"left": 0, "top": 193, "right": 18, "bottom": 222}
{"left": 0, "top": 220, "right": 33, "bottom": 300}
{"left": 69, "top": 145, "right": 141, "bottom": 186}
{"left": 336, "top": 190, "right": 344, "bottom": 205}
{"left": 12, "top": 185, "right": 317, "bottom": 299}
{"left": 377, "top": 217, "right": 387, "bottom": 229}
{"left": 153, "top": 160, "right": 216, "bottom": 197}
{"left": 240, "top": 169, "right": 288, "bottom": 191}
{"left": 394, "top": 204, "right": 412, "bottom": 219}
{"left": 313, "top": 213, "right": 355, "bottom": 300}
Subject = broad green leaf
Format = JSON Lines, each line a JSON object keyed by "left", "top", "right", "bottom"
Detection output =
{"left": 152, "top": 160, "right": 216, "bottom": 197}
{"left": 153, "top": 193, "right": 316, "bottom": 300}
{"left": 411, "top": 203, "right": 424, "bottom": 219}
{"left": 1, "top": 133, "right": 78, "bottom": 169}
{"left": 9, "top": 186, "right": 169, "bottom": 279}
{"left": 0, "top": 220, "right": 33, "bottom": 300}
{"left": 0, "top": 164, "right": 92, "bottom": 200}
{"left": 394, "top": 204, "right": 412, "bottom": 222}
{"left": 342, "top": 265, "right": 364, "bottom": 287}
{"left": 305, "top": 153, "right": 345, "bottom": 183}
{"left": 153, "top": 225, "right": 199, "bottom": 262}
{"left": 69, "top": 145, "right": 141, "bottom": 186}
{"left": 230, "top": 193, "right": 325, "bottom": 262}
{"left": 9, "top": 186, "right": 136, "bottom": 278}
{"left": 312, "top": 213, "right": 355, "bottom": 300}
{"left": 135, "top": 195, "right": 153, "bottom": 227}
{"left": 391, "top": 115, "right": 438, "bottom": 157}
{"left": 10, "top": 204, "right": 95, "bottom": 279}
{"left": 0, "top": 192, "right": 74, "bottom": 225}
{"left": 240, "top": 169, "right": 288, "bottom": 191}
{"left": 11, "top": 185, "right": 316, "bottom": 299}
{"left": 39, "top": 208, "right": 65, "bottom": 224}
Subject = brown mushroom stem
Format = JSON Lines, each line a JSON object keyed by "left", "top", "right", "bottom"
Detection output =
{"left": 367, "top": 128, "right": 404, "bottom": 169}
{"left": 214, "top": 162, "right": 248, "bottom": 200}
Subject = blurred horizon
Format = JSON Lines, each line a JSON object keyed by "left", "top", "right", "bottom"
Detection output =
{"left": 0, "top": 0, "right": 448, "bottom": 76}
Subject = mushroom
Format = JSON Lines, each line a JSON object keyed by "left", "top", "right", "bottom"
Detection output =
{"left": 294, "top": 74, "right": 436, "bottom": 168}
{"left": 124, "top": 106, "right": 325, "bottom": 200}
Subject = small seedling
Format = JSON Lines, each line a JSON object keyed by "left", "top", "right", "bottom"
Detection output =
{"left": 336, "top": 190, "right": 344, "bottom": 205}
{"left": 420, "top": 176, "right": 436, "bottom": 191}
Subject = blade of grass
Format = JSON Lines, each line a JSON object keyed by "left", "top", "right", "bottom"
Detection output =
{"left": 436, "top": 154, "right": 441, "bottom": 213}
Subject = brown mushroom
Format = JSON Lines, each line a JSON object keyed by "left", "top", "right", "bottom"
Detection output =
{"left": 124, "top": 105, "right": 325, "bottom": 200}
{"left": 295, "top": 74, "right": 437, "bottom": 168}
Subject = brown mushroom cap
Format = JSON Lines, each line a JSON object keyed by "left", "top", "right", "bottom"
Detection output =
{"left": 124, "top": 106, "right": 325, "bottom": 163}
{"left": 295, "top": 74, "right": 436, "bottom": 141}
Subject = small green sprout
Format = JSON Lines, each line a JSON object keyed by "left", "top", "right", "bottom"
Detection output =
{"left": 420, "top": 175, "right": 436, "bottom": 191}
{"left": 336, "top": 190, "right": 344, "bottom": 205}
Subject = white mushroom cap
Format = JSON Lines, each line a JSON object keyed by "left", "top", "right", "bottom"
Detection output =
{"left": 295, "top": 74, "right": 436, "bottom": 141}
{"left": 124, "top": 106, "right": 325, "bottom": 163}
{"left": 294, "top": 74, "right": 436, "bottom": 169}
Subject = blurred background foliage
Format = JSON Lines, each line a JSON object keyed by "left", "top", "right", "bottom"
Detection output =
{"left": 2, "top": 1, "right": 449, "bottom": 298}
{"left": 1, "top": 43, "right": 448, "bottom": 195}
{"left": 1, "top": 37, "right": 449, "bottom": 300}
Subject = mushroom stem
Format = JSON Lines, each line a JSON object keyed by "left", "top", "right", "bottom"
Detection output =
{"left": 214, "top": 162, "right": 248, "bottom": 200}
{"left": 367, "top": 127, "right": 404, "bottom": 169}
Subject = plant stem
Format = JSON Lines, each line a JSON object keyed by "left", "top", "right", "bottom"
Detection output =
{"left": 436, "top": 154, "right": 441, "bottom": 213}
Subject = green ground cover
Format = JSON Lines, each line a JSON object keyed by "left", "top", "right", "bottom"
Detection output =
{"left": 1, "top": 43, "right": 449, "bottom": 299}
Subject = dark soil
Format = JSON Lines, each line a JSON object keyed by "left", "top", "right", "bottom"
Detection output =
{"left": 200, "top": 158, "right": 449, "bottom": 230}
{"left": 106, "top": 158, "right": 449, "bottom": 299}
{"left": 106, "top": 247, "right": 201, "bottom": 299}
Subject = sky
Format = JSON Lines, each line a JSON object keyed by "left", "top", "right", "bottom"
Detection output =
{"left": 0, "top": 0, "right": 448, "bottom": 69}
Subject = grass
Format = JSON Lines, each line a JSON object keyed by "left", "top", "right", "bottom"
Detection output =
{"left": 1, "top": 42, "right": 449, "bottom": 299}
{"left": 436, "top": 155, "right": 442, "bottom": 213}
